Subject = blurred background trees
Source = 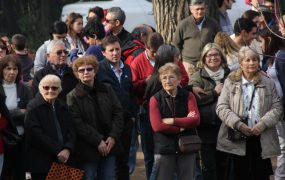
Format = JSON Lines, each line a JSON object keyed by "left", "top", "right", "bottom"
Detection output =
{"left": 0, "top": 0, "right": 77, "bottom": 51}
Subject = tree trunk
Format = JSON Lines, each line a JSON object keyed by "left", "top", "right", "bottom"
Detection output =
{"left": 153, "top": 0, "right": 189, "bottom": 43}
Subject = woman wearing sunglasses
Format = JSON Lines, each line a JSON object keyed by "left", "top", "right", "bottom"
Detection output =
{"left": 25, "top": 74, "right": 76, "bottom": 180}
{"left": 0, "top": 55, "right": 32, "bottom": 179}
{"left": 67, "top": 55, "right": 124, "bottom": 180}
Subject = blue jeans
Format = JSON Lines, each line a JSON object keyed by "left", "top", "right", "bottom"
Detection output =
{"left": 79, "top": 156, "right": 115, "bottom": 180}
{"left": 138, "top": 106, "right": 154, "bottom": 180}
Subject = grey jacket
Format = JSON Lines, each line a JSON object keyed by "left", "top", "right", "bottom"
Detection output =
{"left": 216, "top": 70, "right": 283, "bottom": 159}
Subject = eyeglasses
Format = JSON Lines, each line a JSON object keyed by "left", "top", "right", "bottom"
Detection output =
{"left": 54, "top": 49, "right": 69, "bottom": 56}
{"left": 206, "top": 53, "right": 220, "bottom": 58}
{"left": 77, "top": 67, "right": 94, "bottom": 73}
{"left": 105, "top": 19, "right": 117, "bottom": 23}
{"left": 42, "top": 86, "right": 59, "bottom": 91}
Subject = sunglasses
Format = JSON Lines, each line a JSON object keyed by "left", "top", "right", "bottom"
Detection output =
{"left": 105, "top": 19, "right": 117, "bottom": 23}
{"left": 42, "top": 86, "right": 59, "bottom": 91}
{"left": 55, "top": 49, "right": 69, "bottom": 56}
{"left": 77, "top": 67, "right": 94, "bottom": 73}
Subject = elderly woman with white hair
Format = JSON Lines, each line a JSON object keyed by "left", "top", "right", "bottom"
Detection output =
{"left": 25, "top": 74, "right": 76, "bottom": 180}
{"left": 216, "top": 46, "right": 283, "bottom": 180}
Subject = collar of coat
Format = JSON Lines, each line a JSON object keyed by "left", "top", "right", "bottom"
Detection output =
{"left": 74, "top": 80, "right": 108, "bottom": 97}
{"left": 28, "top": 93, "right": 65, "bottom": 110}
{"left": 228, "top": 68, "right": 262, "bottom": 85}
{"left": 159, "top": 86, "right": 186, "bottom": 98}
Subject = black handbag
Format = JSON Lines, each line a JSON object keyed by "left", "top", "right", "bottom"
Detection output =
{"left": 178, "top": 129, "right": 202, "bottom": 153}
{"left": 227, "top": 86, "right": 256, "bottom": 142}
{"left": 2, "top": 128, "right": 22, "bottom": 146}
{"left": 2, "top": 110, "right": 25, "bottom": 147}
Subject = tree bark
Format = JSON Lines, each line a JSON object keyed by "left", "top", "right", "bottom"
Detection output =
{"left": 153, "top": 0, "right": 189, "bottom": 43}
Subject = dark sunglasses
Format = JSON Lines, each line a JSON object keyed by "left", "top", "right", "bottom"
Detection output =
{"left": 105, "top": 19, "right": 117, "bottom": 23}
{"left": 55, "top": 49, "right": 69, "bottom": 56}
{"left": 42, "top": 86, "right": 59, "bottom": 91}
{"left": 77, "top": 67, "right": 94, "bottom": 73}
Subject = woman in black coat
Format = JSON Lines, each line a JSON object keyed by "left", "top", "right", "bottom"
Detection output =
{"left": 0, "top": 55, "right": 32, "bottom": 180}
{"left": 25, "top": 74, "right": 75, "bottom": 180}
{"left": 66, "top": 55, "right": 124, "bottom": 180}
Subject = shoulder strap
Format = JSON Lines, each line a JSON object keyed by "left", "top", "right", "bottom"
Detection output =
{"left": 248, "top": 86, "right": 256, "bottom": 111}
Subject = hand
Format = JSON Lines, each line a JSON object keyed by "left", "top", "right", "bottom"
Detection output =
{"left": 98, "top": 140, "right": 108, "bottom": 156}
{"left": 162, "top": 118, "right": 174, "bottom": 125}
{"left": 57, "top": 149, "right": 70, "bottom": 163}
{"left": 251, "top": 125, "right": 262, "bottom": 136}
{"left": 105, "top": 137, "right": 115, "bottom": 155}
{"left": 187, "top": 111, "right": 196, "bottom": 117}
{"left": 239, "top": 124, "right": 252, "bottom": 136}
{"left": 131, "top": 117, "right": 136, "bottom": 123}
{"left": 27, "top": 80, "right": 33, "bottom": 88}
{"left": 180, "top": 128, "right": 185, "bottom": 132}
{"left": 20, "top": 109, "right": 26, "bottom": 114}
{"left": 214, "top": 83, "right": 223, "bottom": 95}
{"left": 192, "top": 87, "right": 206, "bottom": 99}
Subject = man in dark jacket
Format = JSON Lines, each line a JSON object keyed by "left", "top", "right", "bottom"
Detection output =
{"left": 11, "top": 34, "right": 34, "bottom": 86}
{"left": 96, "top": 35, "right": 137, "bottom": 180}
{"left": 105, "top": 7, "right": 132, "bottom": 54}
{"left": 32, "top": 40, "right": 77, "bottom": 102}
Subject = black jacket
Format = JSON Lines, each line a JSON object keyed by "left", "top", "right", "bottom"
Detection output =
{"left": 66, "top": 81, "right": 124, "bottom": 162}
{"left": 32, "top": 63, "right": 78, "bottom": 102}
{"left": 96, "top": 59, "right": 137, "bottom": 119}
{"left": 25, "top": 93, "right": 76, "bottom": 173}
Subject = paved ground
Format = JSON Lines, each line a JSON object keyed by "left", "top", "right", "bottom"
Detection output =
{"left": 130, "top": 151, "right": 146, "bottom": 180}
{"left": 130, "top": 151, "right": 277, "bottom": 180}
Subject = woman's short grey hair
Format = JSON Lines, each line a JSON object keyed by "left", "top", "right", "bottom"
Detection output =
{"left": 39, "top": 74, "right": 62, "bottom": 93}
{"left": 46, "top": 40, "right": 65, "bottom": 53}
{"left": 238, "top": 46, "right": 260, "bottom": 63}
{"left": 108, "top": 7, "right": 126, "bottom": 25}
{"left": 158, "top": 62, "right": 182, "bottom": 80}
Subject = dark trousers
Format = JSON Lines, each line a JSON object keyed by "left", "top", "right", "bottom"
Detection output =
{"left": 200, "top": 144, "right": 230, "bottom": 180}
{"left": 233, "top": 136, "right": 272, "bottom": 180}
{"left": 1, "top": 142, "right": 25, "bottom": 180}
{"left": 115, "top": 119, "right": 134, "bottom": 180}
{"left": 139, "top": 107, "right": 154, "bottom": 180}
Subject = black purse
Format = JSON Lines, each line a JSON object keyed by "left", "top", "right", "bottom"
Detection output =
{"left": 2, "top": 128, "right": 22, "bottom": 146}
{"left": 178, "top": 129, "right": 202, "bottom": 153}
{"left": 227, "top": 86, "right": 255, "bottom": 142}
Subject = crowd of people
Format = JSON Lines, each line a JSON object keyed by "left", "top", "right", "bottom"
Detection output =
{"left": 0, "top": 0, "right": 285, "bottom": 180}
